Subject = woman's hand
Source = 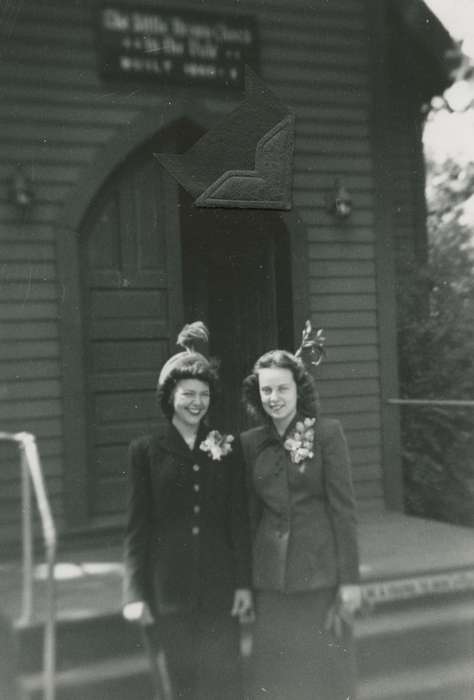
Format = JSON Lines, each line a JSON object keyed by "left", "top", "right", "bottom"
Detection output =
{"left": 122, "top": 600, "right": 154, "bottom": 625}
{"left": 325, "top": 585, "right": 362, "bottom": 639}
{"left": 231, "top": 588, "right": 255, "bottom": 623}
{"left": 338, "top": 584, "right": 362, "bottom": 616}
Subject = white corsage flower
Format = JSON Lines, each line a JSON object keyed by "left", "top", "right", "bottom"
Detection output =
{"left": 199, "top": 430, "right": 234, "bottom": 461}
{"left": 284, "top": 417, "right": 316, "bottom": 473}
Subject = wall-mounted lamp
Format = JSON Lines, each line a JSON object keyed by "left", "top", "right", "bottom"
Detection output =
{"left": 325, "top": 178, "right": 352, "bottom": 219}
{"left": 10, "top": 165, "right": 35, "bottom": 211}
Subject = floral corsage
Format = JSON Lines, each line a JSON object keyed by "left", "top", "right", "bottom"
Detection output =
{"left": 200, "top": 430, "right": 234, "bottom": 461}
{"left": 284, "top": 417, "right": 316, "bottom": 473}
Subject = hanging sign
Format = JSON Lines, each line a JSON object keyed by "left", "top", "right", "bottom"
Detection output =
{"left": 97, "top": 5, "right": 258, "bottom": 89}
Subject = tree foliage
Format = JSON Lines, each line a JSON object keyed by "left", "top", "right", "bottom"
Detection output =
{"left": 397, "top": 156, "right": 474, "bottom": 525}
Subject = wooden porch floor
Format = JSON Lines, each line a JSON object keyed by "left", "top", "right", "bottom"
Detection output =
{"left": 1, "top": 511, "right": 474, "bottom": 625}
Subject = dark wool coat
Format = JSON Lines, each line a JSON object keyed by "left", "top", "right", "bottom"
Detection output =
{"left": 123, "top": 423, "right": 252, "bottom": 616}
{"left": 240, "top": 417, "right": 359, "bottom": 592}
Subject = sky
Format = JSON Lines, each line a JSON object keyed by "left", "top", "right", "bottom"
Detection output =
{"left": 422, "top": 0, "right": 474, "bottom": 163}
{"left": 424, "top": 0, "right": 474, "bottom": 58}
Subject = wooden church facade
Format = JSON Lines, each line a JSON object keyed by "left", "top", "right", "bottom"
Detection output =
{"left": 0, "top": 0, "right": 451, "bottom": 543}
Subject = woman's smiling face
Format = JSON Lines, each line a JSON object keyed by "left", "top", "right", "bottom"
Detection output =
{"left": 257, "top": 367, "right": 297, "bottom": 432}
{"left": 172, "top": 378, "right": 211, "bottom": 430}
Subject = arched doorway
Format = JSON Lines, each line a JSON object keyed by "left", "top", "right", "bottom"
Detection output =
{"left": 77, "top": 120, "right": 294, "bottom": 523}
{"left": 180, "top": 190, "right": 294, "bottom": 431}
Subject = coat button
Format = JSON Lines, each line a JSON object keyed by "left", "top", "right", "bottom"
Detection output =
{"left": 192, "top": 526, "right": 200, "bottom": 536}
{"left": 193, "top": 464, "right": 200, "bottom": 472}
{"left": 193, "top": 484, "right": 200, "bottom": 493}
{"left": 193, "top": 505, "right": 200, "bottom": 514}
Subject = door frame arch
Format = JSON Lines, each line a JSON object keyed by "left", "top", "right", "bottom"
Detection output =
{"left": 57, "top": 100, "right": 219, "bottom": 234}
{"left": 55, "top": 100, "right": 309, "bottom": 529}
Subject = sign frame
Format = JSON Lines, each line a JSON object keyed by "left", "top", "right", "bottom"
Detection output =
{"left": 96, "top": 4, "right": 259, "bottom": 90}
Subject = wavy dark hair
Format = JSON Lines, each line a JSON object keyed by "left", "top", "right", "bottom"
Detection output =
{"left": 242, "top": 349, "right": 319, "bottom": 423}
{"left": 157, "top": 356, "right": 220, "bottom": 421}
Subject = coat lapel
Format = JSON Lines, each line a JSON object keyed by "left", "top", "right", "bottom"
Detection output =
{"left": 153, "top": 423, "right": 192, "bottom": 462}
{"left": 153, "top": 422, "right": 214, "bottom": 462}
{"left": 251, "top": 416, "right": 322, "bottom": 484}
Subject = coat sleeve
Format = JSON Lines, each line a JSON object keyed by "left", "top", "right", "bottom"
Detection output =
{"left": 239, "top": 433, "right": 263, "bottom": 544}
{"left": 321, "top": 420, "right": 360, "bottom": 585}
{"left": 228, "top": 438, "right": 253, "bottom": 589}
{"left": 123, "top": 437, "right": 152, "bottom": 606}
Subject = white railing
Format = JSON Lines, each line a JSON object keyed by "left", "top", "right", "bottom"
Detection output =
{"left": 0, "top": 432, "right": 57, "bottom": 700}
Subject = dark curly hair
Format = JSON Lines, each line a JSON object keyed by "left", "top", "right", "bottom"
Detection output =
{"left": 157, "top": 356, "right": 220, "bottom": 421}
{"left": 242, "top": 349, "right": 319, "bottom": 423}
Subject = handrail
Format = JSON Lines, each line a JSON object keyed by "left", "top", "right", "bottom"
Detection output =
{"left": 387, "top": 398, "right": 474, "bottom": 408}
{"left": 0, "top": 431, "right": 57, "bottom": 700}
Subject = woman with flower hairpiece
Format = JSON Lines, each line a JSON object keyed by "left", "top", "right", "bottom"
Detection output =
{"left": 240, "top": 321, "right": 361, "bottom": 700}
{"left": 122, "top": 321, "right": 253, "bottom": 699}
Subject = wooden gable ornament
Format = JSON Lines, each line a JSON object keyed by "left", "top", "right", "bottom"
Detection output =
{"left": 155, "top": 67, "right": 294, "bottom": 210}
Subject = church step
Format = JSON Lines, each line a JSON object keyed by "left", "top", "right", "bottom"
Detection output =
{"left": 16, "top": 592, "right": 474, "bottom": 698}
{"left": 17, "top": 613, "right": 144, "bottom": 674}
{"left": 19, "top": 642, "right": 474, "bottom": 700}
{"left": 355, "top": 594, "right": 474, "bottom": 677}
{"left": 358, "top": 657, "right": 474, "bottom": 700}
{"left": 19, "top": 653, "right": 153, "bottom": 700}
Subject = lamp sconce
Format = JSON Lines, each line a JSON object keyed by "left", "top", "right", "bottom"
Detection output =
{"left": 10, "top": 165, "right": 35, "bottom": 211}
{"left": 325, "top": 178, "right": 352, "bottom": 220}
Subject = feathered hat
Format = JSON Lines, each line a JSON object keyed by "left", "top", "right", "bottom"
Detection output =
{"left": 157, "top": 321, "right": 211, "bottom": 388}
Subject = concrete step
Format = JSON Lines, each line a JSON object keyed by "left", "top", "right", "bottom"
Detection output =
{"left": 20, "top": 653, "right": 153, "bottom": 700}
{"left": 16, "top": 592, "right": 474, "bottom": 699}
{"left": 17, "top": 613, "right": 144, "bottom": 674}
{"left": 359, "top": 657, "right": 474, "bottom": 700}
{"left": 356, "top": 595, "right": 474, "bottom": 677}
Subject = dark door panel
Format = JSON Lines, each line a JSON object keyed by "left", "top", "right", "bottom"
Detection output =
{"left": 80, "top": 135, "right": 182, "bottom": 521}
{"left": 180, "top": 195, "right": 293, "bottom": 432}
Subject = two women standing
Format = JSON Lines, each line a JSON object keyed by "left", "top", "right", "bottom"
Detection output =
{"left": 123, "top": 321, "right": 361, "bottom": 699}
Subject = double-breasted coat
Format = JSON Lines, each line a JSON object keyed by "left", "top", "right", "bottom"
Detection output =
{"left": 240, "top": 415, "right": 360, "bottom": 700}
{"left": 240, "top": 416, "right": 359, "bottom": 592}
{"left": 123, "top": 422, "right": 252, "bottom": 699}
{"left": 123, "top": 422, "right": 252, "bottom": 616}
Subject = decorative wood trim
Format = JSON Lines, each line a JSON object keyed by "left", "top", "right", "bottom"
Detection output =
{"left": 163, "top": 172, "right": 185, "bottom": 343}
{"left": 56, "top": 101, "right": 225, "bottom": 234}
{"left": 55, "top": 225, "right": 89, "bottom": 526}
{"left": 412, "top": 107, "right": 429, "bottom": 264}
{"left": 366, "top": 0, "right": 403, "bottom": 510}
{"left": 362, "top": 568, "right": 474, "bottom": 606}
{"left": 55, "top": 102, "right": 220, "bottom": 529}
{"left": 281, "top": 208, "right": 311, "bottom": 344}
{"left": 54, "top": 97, "right": 310, "bottom": 527}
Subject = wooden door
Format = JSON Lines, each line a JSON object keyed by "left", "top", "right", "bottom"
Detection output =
{"left": 181, "top": 198, "right": 294, "bottom": 432}
{"left": 80, "top": 142, "right": 182, "bottom": 521}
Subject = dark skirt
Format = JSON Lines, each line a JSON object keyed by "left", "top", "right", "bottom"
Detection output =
{"left": 147, "top": 609, "right": 243, "bottom": 700}
{"left": 248, "top": 589, "right": 357, "bottom": 700}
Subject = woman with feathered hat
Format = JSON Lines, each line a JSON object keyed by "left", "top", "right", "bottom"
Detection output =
{"left": 122, "top": 322, "right": 253, "bottom": 699}
{"left": 240, "top": 322, "right": 361, "bottom": 700}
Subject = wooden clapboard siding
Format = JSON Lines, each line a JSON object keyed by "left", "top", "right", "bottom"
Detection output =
{"left": 0, "top": 0, "right": 413, "bottom": 543}
{"left": 0, "top": 1, "right": 83, "bottom": 539}
{"left": 0, "top": 495, "right": 64, "bottom": 527}
{"left": 0, "top": 475, "right": 63, "bottom": 503}
{"left": 318, "top": 378, "right": 380, "bottom": 398}
{"left": 79, "top": 147, "right": 182, "bottom": 520}
{"left": 379, "top": 4, "right": 431, "bottom": 507}
{"left": 387, "top": 7, "right": 431, "bottom": 278}
{"left": 0, "top": 151, "right": 61, "bottom": 552}
{"left": 0, "top": 458, "right": 62, "bottom": 485}
{"left": 0, "top": 0, "right": 166, "bottom": 538}
{"left": 262, "top": 0, "right": 381, "bottom": 506}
